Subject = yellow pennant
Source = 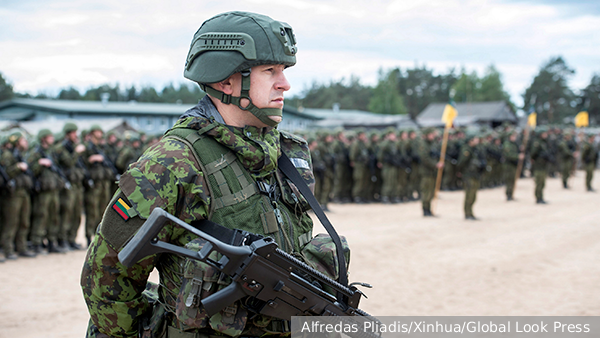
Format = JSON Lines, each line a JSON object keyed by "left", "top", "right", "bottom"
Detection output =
{"left": 441, "top": 103, "right": 458, "bottom": 128}
{"left": 527, "top": 112, "right": 537, "bottom": 128}
{"left": 574, "top": 111, "right": 589, "bottom": 128}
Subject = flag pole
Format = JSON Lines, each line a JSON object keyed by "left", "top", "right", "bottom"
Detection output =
{"left": 432, "top": 124, "right": 450, "bottom": 214}
{"left": 513, "top": 126, "right": 529, "bottom": 192}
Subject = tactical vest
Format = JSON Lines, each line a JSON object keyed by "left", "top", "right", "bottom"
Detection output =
{"left": 160, "top": 126, "right": 315, "bottom": 336}
{"left": 164, "top": 126, "right": 314, "bottom": 251}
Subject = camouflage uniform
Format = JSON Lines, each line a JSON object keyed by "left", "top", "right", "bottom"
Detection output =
{"left": 331, "top": 131, "right": 352, "bottom": 203}
{"left": 54, "top": 124, "right": 86, "bottom": 249}
{"left": 457, "top": 137, "right": 485, "bottom": 219}
{"left": 418, "top": 129, "right": 440, "bottom": 216}
{"left": 377, "top": 132, "right": 399, "bottom": 203}
{"left": 502, "top": 133, "right": 520, "bottom": 200}
{"left": 580, "top": 135, "right": 598, "bottom": 191}
{"left": 407, "top": 131, "right": 421, "bottom": 200}
{"left": 81, "top": 99, "right": 316, "bottom": 338}
{"left": 0, "top": 134, "right": 34, "bottom": 258}
{"left": 28, "top": 130, "right": 66, "bottom": 253}
{"left": 557, "top": 133, "right": 576, "bottom": 189}
{"left": 396, "top": 131, "right": 411, "bottom": 202}
{"left": 83, "top": 129, "right": 109, "bottom": 244}
{"left": 349, "top": 132, "right": 370, "bottom": 203}
{"left": 530, "top": 130, "right": 552, "bottom": 203}
{"left": 81, "top": 12, "right": 345, "bottom": 338}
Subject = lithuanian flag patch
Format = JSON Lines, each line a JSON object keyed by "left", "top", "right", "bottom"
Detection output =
{"left": 112, "top": 198, "right": 132, "bottom": 221}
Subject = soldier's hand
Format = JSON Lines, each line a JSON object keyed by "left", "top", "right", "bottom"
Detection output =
{"left": 377, "top": 162, "right": 383, "bottom": 169}
{"left": 518, "top": 153, "right": 525, "bottom": 160}
{"left": 38, "top": 158, "right": 52, "bottom": 167}
{"left": 89, "top": 154, "right": 105, "bottom": 163}
{"left": 75, "top": 144, "right": 86, "bottom": 153}
{"left": 17, "top": 162, "right": 28, "bottom": 171}
{"left": 436, "top": 161, "right": 444, "bottom": 169}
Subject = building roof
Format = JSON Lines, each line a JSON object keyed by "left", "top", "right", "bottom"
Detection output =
{"left": 417, "top": 101, "right": 517, "bottom": 127}
{"left": 0, "top": 98, "right": 320, "bottom": 122}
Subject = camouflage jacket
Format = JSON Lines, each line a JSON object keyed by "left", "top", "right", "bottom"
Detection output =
{"left": 81, "top": 98, "right": 322, "bottom": 338}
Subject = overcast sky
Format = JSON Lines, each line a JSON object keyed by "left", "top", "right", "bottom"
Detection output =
{"left": 1, "top": 0, "right": 599, "bottom": 108}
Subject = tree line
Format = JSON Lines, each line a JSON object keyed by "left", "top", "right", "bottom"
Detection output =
{"left": 1, "top": 56, "right": 599, "bottom": 125}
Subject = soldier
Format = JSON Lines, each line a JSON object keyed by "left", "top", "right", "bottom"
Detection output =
{"left": 318, "top": 132, "right": 335, "bottom": 210}
{"left": 331, "top": 129, "right": 352, "bottom": 203}
{"left": 83, "top": 124, "right": 110, "bottom": 246}
{"left": 580, "top": 133, "right": 598, "bottom": 192}
{"left": 0, "top": 131, "right": 35, "bottom": 259}
{"left": 54, "top": 122, "right": 87, "bottom": 250}
{"left": 396, "top": 130, "right": 411, "bottom": 202}
{"left": 557, "top": 130, "right": 577, "bottom": 189}
{"left": 530, "top": 127, "right": 552, "bottom": 204}
{"left": 115, "top": 132, "right": 143, "bottom": 174}
{"left": 502, "top": 129, "right": 523, "bottom": 201}
{"left": 407, "top": 129, "right": 422, "bottom": 201}
{"left": 377, "top": 128, "right": 399, "bottom": 203}
{"left": 29, "top": 129, "right": 67, "bottom": 254}
{"left": 81, "top": 12, "right": 340, "bottom": 338}
{"left": 419, "top": 128, "right": 443, "bottom": 216}
{"left": 349, "top": 129, "right": 371, "bottom": 203}
{"left": 457, "top": 133, "right": 485, "bottom": 220}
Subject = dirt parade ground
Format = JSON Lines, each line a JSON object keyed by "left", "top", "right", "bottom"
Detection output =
{"left": 0, "top": 171, "right": 599, "bottom": 338}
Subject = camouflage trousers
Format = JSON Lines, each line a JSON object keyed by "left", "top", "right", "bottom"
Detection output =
{"left": 317, "top": 172, "right": 334, "bottom": 206}
{"left": 1, "top": 188, "right": 31, "bottom": 255}
{"left": 84, "top": 182, "right": 104, "bottom": 239}
{"left": 463, "top": 177, "right": 479, "bottom": 217}
{"left": 533, "top": 169, "right": 546, "bottom": 201}
{"left": 503, "top": 164, "right": 517, "bottom": 199}
{"left": 420, "top": 176, "right": 435, "bottom": 211}
{"left": 560, "top": 159, "right": 573, "bottom": 187}
{"left": 31, "top": 189, "right": 60, "bottom": 245}
{"left": 351, "top": 164, "right": 370, "bottom": 200}
{"left": 380, "top": 165, "right": 398, "bottom": 199}
{"left": 60, "top": 184, "right": 84, "bottom": 243}
{"left": 332, "top": 163, "right": 352, "bottom": 201}
{"left": 585, "top": 163, "right": 595, "bottom": 190}
{"left": 397, "top": 167, "right": 409, "bottom": 199}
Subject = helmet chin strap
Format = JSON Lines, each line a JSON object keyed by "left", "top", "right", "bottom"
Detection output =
{"left": 201, "top": 69, "right": 282, "bottom": 128}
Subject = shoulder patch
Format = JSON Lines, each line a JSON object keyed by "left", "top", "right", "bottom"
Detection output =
{"left": 100, "top": 191, "right": 146, "bottom": 250}
{"left": 112, "top": 197, "right": 136, "bottom": 221}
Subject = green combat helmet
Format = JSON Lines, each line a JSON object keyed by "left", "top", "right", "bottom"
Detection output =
{"left": 63, "top": 122, "right": 78, "bottom": 134}
{"left": 37, "top": 128, "right": 52, "bottom": 141}
{"left": 184, "top": 11, "right": 297, "bottom": 127}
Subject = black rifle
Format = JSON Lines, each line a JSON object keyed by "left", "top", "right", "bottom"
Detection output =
{"left": 64, "top": 139, "right": 95, "bottom": 188}
{"left": 89, "top": 142, "right": 121, "bottom": 181}
{"left": 0, "top": 163, "right": 16, "bottom": 193}
{"left": 119, "top": 208, "right": 380, "bottom": 338}
{"left": 37, "top": 146, "right": 72, "bottom": 190}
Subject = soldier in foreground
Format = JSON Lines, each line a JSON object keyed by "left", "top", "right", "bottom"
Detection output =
{"left": 457, "top": 133, "right": 484, "bottom": 220}
{"left": 530, "top": 127, "right": 552, "bottom": 204}
{"left": 81, "top": 12, "right": 344, "bottom": 338}
{"left": 419, "top": 128, "right": 443, "bottom": 216}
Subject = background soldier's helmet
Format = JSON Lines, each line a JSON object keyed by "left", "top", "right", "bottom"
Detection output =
{"left": 63, "top": 122, "right": 78, "bottom": 134}
{"left": 90, "top": 124, "right": 103, "bottom": 133}
{"left": 184, "top": 11, "right": 297, "bottom": 127}
{"left": 37, "top": 128, "right": 52, "bottom": 141}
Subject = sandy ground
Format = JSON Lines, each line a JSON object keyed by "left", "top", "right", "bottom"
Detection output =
{"left": 0, "top": 170, "right": 598, "bottom": 338}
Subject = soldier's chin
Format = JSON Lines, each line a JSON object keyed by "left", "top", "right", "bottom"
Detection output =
{"left": 268, "top": 116, "right": 282, "bottom": 123}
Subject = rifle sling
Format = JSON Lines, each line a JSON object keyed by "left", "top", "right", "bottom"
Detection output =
{"left": 277, "top": 152, "right": 349, "bottom": 290}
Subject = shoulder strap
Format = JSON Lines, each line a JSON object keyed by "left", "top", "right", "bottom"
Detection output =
{"left": 277, "top": 152, "right": 348, "bottom": 290}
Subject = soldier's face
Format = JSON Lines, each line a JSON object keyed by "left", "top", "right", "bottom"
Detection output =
{"left": 229, "top": 64, "right": 290, "bottom": 124}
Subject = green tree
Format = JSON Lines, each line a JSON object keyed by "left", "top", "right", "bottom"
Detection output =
{"left": 523, "top": 56, "right": 576, "bottom": 124}
{"left": 0, "top": 72, "right": 15, "bottom": 102}
{"left": 368, "top": 68, "right": 407, "bottom": 114}
{"left": 581, "top": 74, "right": 600, "bottom": 126}
{"left": 138, "top": 86, "right": 161, "bottom": 102}
{"left": 58, "top": 87, "right": 82, "bottom": 100}
{"left": 479, "top": 65, "right": 511, "bottom": 103}
{"left": 398, "top": 65, "right": 458, "bottom": 119}
{"left": 300, "top": 76, "right": 372, "bottom": 111}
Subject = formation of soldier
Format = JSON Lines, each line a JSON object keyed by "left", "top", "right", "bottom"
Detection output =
{"left": 0, "top": 123, "right": 160, "bottom": 262}
{"left": 302, "top": 124, "right": 599, "bottom": 219}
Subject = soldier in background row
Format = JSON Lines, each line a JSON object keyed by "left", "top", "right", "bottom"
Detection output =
{"left": 349, "top": 129, "right": 370, "bottom": 203}
{"left": 557, "top": 130, "right": 577, "bottom": 189}
{"left": 0, "top": 131, "right": 35, "bottom": 259}
{"left": 502, "top": 130, "right": 522, "bottom": 201}
{"left": 530, "top": 127, "right": 552, "bottom": 204}
{"left": 419, "top": 128, "right": 443, "bottom": 217}
{"left": 580, "top": 133, "right": 598, "bottom": 192}
{"left": 331, "top": 129, "right": 352, "bottom": 203}
{"left": 29, "top": 129, "right": 66, "bottom": 253}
